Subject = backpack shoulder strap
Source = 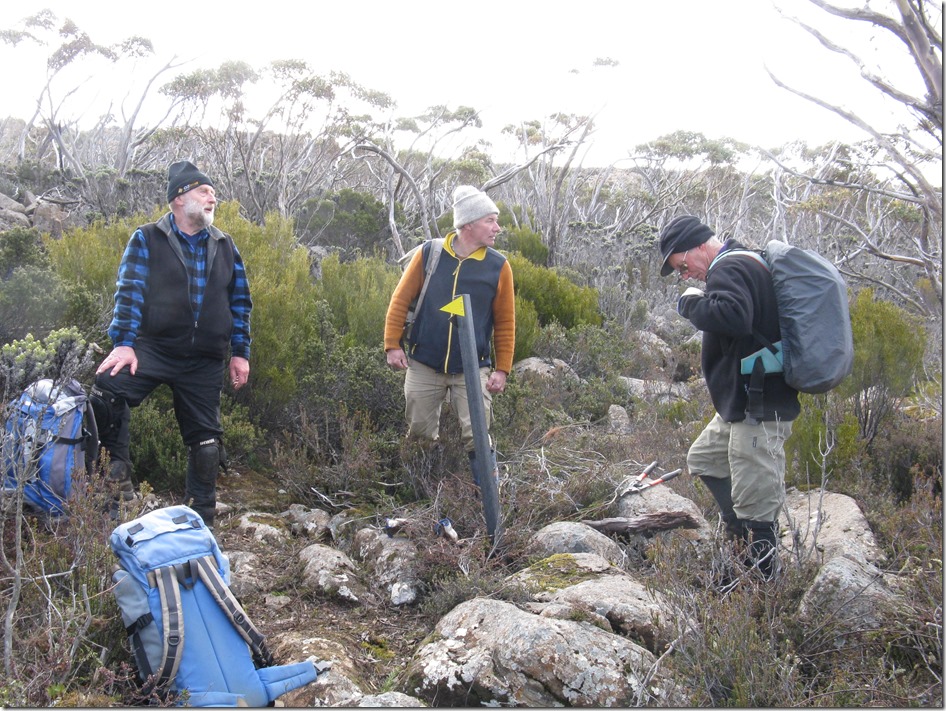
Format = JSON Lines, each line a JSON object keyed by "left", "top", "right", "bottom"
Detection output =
{"left": 149, "top": 565, "right": 185, "bottom": 692}
{"left": 401, "top": 238, "right": 445, "bottom": 348}
{"left": 120, "top": 578, "right": 158, "bottom": 685}
{"left": 82, "top": 402, "right": 99, "bottom": 474}
{"left": 708, "top": 247, "right": 769, "bottom": 274}
{"left": 195, "top": 555, "right": 275, "bottom": 668}
{"left": 707, "top": 248, "right": 778, "bottom": 353}
{"left": 413, "top": 238, "right": 444, "bottom": 318}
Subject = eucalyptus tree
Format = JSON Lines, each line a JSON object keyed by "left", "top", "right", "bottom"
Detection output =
{"left": 355, "top": 105, "right": 575, "bottom": 260}
{"left": 766, "top": 0, "right": 943, "bottom": 315}
{"left": 1, "top": 10, "right": 190, "bottom": 216}
{"left": 162, "top": 60, "right": 394, "bottom": 224}
{"left": 353, "top": 104, "right": 487, "bottom": 258}
{"left": 542, "top": 130, "right": 765, "bottom": 326}
{"left": 499, "top": 113, "right": 597, "bottom": 267}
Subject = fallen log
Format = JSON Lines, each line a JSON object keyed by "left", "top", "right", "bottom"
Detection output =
{"left": 582, "top": 511, "right": 701, "bottom": 535}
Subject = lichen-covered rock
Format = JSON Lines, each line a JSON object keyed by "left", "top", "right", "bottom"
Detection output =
{"left": 405, "top": 597, "right": 686, "bottom": 707}
{"left": 526, "top": 521, "right": 628, "bottom": 567}
{"left": 780, "top": 488, "right": 884, "bottom": 565}
{"left": 799, "top": 555, "right": 905, "bottom": 639}
{"left": 299, "top": 543, "right": 366, "bottom": 603}
{"left": 353, "top": 526, "right": 422, "bottom": 606}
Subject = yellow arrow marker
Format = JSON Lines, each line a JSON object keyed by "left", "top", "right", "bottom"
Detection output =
{"left": 440, "top": 296, "right": 466, "bottom": 317}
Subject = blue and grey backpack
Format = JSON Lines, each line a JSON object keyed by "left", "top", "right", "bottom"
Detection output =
{"left": 2, "top": 378, "right": 98, "bottom": 516}
{"left": 110, "top": 505, "right": 321, "bottom": 707}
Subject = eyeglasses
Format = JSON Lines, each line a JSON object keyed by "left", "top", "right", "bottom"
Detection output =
{"left": 675, "top": 249, "right": 690, "bottom": 277}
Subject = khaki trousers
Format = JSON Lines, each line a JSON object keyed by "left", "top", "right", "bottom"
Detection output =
{"left": 686, "top": 413, "right": 793, "bottom": 522}
{"left": 404, "top": 361, "right": 492, "bottom": 452}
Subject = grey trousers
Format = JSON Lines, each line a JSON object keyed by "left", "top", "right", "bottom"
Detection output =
{"left": 686, "top": 413, "right": 793, "bottom": 522}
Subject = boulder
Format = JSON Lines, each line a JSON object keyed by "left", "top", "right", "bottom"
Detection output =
{"left": 405, "top": 597, "right": 685, "bottom": 707}
{"left": 608, "top": 403, "right": 632, "bottom": 433}
{"left": 512, "top": 357, "right": 580, "bottom": 382}
{"left": 780, "top": 488, "right": 884, "bottom": 565}
{"left": 525, "top": 521, "right": 628, "bottom": 567}
{"left": 353, "top": 526, "right": 422, "bottom": 606}
{"left": 619, "top": 376, "right": 692, "bottom": 404}
{"left": 298, "top": 543, "right": 367, "bottom": 603}
{"left": 799, "top": 555, "right": 906, "bottom": 641}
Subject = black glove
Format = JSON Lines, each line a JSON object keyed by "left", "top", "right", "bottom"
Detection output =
{"left": 677, "top": 286, "right": 704, "bottom": 319}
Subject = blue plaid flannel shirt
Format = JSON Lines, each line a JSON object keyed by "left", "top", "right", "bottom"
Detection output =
{"left": 108, "top": 214, "right": 252, "bottom": 360}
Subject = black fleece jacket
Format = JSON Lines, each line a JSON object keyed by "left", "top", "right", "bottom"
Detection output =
{"left": 684, "top": 240, "right": 800, "bottom": 423}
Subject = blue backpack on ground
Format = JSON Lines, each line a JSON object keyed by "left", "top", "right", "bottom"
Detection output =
{"left": 110, "top": 505, "right": 320, "bottom": 707}
{"left": 2, "top": 378, "right": 98, "bottom": 517}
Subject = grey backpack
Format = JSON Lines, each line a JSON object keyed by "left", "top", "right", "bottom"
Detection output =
{"left": 711, "top": 240, "right": 854, "bottom": 394}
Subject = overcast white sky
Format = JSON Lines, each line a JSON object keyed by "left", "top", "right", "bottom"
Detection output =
{"left": 4, "top": 0, "right": 927, "bottom": 166}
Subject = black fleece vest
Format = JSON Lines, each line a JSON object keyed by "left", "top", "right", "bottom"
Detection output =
{"left": 138, "top": 219, "right": 235, "bottom": 359}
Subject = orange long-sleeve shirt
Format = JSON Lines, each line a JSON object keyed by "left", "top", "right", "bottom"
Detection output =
{"left": 384, "top": 233, "right": 516, "bottom": 374}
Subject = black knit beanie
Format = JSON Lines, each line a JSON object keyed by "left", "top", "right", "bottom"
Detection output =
{"left": 167, "top": 160, "right": 214, "bottom": 203}
{"left": 658, "top": 215, "right": 715, "bottom": 276}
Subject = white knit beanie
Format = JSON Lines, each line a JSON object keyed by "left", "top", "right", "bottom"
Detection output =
{"left": 452, "top": 185, "right": 499, "bottom": 229}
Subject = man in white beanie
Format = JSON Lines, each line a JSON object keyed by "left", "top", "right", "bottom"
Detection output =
{"left": 384, "top": 185, "right": 515, "bottom": 499}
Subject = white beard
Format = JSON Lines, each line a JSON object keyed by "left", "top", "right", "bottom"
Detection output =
{"left": 183, "top": 197, "right": 214, "bottom": 229}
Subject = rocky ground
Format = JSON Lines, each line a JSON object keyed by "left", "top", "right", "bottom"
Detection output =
{"left": 209, "top": 465, "right": 472, "bottom": 699}
{"left": 186, "top": 451, "right": 917, "bottom": 708}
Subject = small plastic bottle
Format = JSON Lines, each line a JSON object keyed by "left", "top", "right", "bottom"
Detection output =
{"left": 436, "top": 517, "right": 459, "bottom": 542}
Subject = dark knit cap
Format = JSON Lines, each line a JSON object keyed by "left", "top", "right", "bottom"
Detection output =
{"left": 658, "top": 215, "right": 715, "bottom": 276}
{"left": 166, "top": 160, "right": 214, "bottom": 203}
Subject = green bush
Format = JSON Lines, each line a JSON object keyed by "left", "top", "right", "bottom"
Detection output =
{"left": 0, "top": 226, "right": 48, "bottom": 277}
{"left": 295, "top": 188, "right": 387, "bottom": 258}
{"left": 217, "top": 205, "right": 324, "bottom": 423}
{"left": 44, "top": 214, "right": 156, "bottom": 342}
{"left": 507, "top": 254, "right": 601, "bottom": 329}
{"left": 0, "top": 264, "right": 72, "bottom": 343}
{"left": 44, "top": 217, "right": 138, "bottom": 301}
{"left": 840, "top": 289, "right": 926, "bottom": 446}
{"left": 513, "top": 295, "right": 540, "bottom": 362}
{"left": 123, "top": 388, "right": 264, "bottom": 495}
{"left": 502, "top": 224, "right": 548, "bottom": 266}
{"left": 320, "top": 254, "right": 401, "bottom": 350}
{"left": 0, "top": 328, "right": 97, "bottom": 397}
{"left": 532, "top": 321, "right": 635, "bottom": 379}
{"left": 493, "top": 365, "right": 632, "bottom": 452}
{"left": 0, "top": 227, "right": 73, "bottom": 342}
{"left": 125, "top": 390, "right": 187, "bottom": 493}
{"left": 862, "top": 411, "right": 943, "bottom": 502}
{"left": 278, "top": 333, "right": 405, "bottom": 502}
{"left": 785, "top": 394, "right": 861, "bottom": 490}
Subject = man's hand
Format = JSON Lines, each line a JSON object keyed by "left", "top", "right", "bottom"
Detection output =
{"left": 96, "top": 345, "right": 138, "bottom": 377}
{"left": 386, "top": 348, "right": 409, "bottom": 370}
{"left": 229, "top": 356, "right": 250, "bottom": 390}
{"left": 486, "top": 370, "right": 507, "bottom": 393}
{"left": 677, "top": 286, "right": 705, "bottom": 319}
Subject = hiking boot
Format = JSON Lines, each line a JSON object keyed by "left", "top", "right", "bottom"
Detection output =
{"left": 744, "top": 520, "right": 780, "bottom": 581}
{"left": 106, "top": 459, "right": 137, "bottom": 520}
{"left": 107, "top": 459, "right": 135, "bottom": 496}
